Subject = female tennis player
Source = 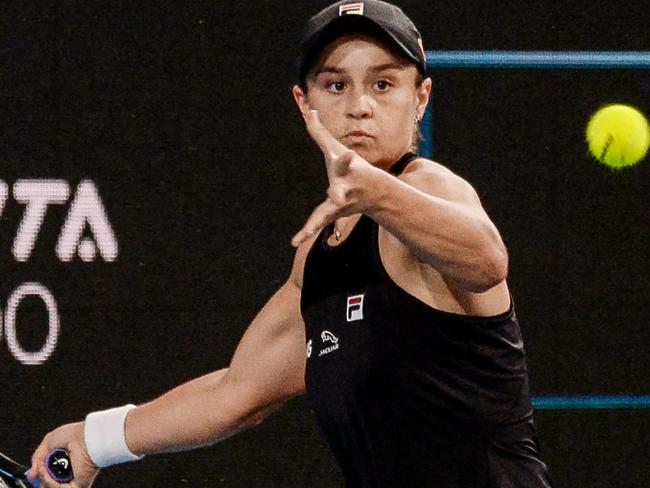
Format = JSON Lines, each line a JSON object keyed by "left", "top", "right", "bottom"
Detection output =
{"left": 30, "top": 1, "right": 551, "bottom": 486}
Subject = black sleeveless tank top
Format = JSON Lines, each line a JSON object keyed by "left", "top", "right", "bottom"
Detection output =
{"left": 300, "top": 153, "right": 552, "bottom": 487}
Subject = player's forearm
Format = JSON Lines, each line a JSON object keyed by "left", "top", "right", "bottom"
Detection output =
{"left": 121, "top": 281, "right": 306, "bottom": 458}
{"left": 366, "top": 171, "right": 508, "bottom": 291}
{"left": 123, "top": 368, "right": 267, "bottom": 456}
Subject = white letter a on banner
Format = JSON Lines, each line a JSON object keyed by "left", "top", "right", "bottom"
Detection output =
{"left": 56, "top": 180, "right": 118, "bottom": 262}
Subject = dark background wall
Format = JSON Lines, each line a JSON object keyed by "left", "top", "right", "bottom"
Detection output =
{"left": 1, "top": 1, "right": 648, "bottom": 486}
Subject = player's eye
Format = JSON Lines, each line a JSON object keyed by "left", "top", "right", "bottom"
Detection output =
{"left": 374, "top": 80, "right": 392, "bottom": 92}
{"left": 326, "top": 81, "right": 346, "bottom": 93}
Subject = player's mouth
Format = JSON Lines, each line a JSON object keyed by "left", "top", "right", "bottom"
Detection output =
{"left": 344, "top": 130, "right": 373, "bottom": 139}
{"left": 343, "top": 130, "right": 373, "bottom": 143}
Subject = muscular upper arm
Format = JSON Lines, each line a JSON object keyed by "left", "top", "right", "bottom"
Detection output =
{"left": 398, "top": 159, "right": 486, "bottom": 212}
{"left": 380, "top": 158, "right": 509, "bottom": 303}
{"left": 391, "top": 159, "right": 506, "bottom": 265}
{"left": 221, "top": 235, "right": 316, "bottom": 417}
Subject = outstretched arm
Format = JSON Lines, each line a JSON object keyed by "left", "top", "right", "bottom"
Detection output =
{"left": 125, "top": 275, "right": 307, "bottom": 455}
{"left": 30, "top": 241, "right": 312, "bottom": 488}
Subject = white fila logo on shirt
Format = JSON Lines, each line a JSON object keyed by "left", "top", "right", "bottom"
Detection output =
{"left": 346, "top": 294, "right": 364, "bottom": 322}
{"left": 339, "top": 2, "right": 364, "bottom": 16}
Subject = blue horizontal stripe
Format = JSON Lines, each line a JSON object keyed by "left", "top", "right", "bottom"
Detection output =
{"left": 426, "top": 51, "right": 650, "bottom": 69}
{"left": 532, "top": 395, "right": 650, "bottom": 410}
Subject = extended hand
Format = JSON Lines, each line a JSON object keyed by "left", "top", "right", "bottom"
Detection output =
{"left": 30, "top": 422, "right": 100, "bottom": 488}
{"left": 291, "top": 110, "right": 379, "bottom": 247}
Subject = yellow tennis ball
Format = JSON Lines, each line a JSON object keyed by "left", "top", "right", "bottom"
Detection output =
{"left": 586, "top": 104, "right": 650, "bottom": 169}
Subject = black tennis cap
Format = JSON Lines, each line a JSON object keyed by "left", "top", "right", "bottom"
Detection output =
{"left": 298, "top": 0, "right": 426, "bottom": 84}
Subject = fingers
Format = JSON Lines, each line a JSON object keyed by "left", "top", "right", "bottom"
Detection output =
{"left": 30, "top": 423, "right": 97, "bottom": 488}
{"left": 30, "top": 436, "right": 51, "bottom": 481}
{"left": 327, "top": 185, "right": 347, "bottom": 208}
{"left": 302, "top": 110, "right": 360, "bottom": 182}
{"left": 40, "top": 471, "right": 64, "bottom": 488}
{"left": 302, "top": 110, "right": 347, "bottom": 160}
{"left": 291, "top": 197, "right": 342, "bottom": 247}
{"left": 30, "top": 445, "right": 62, "bottom": 488}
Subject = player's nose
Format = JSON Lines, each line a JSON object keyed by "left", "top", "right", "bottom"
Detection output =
{"left": 346, "top": 90, "right": 373, "bottom": 119}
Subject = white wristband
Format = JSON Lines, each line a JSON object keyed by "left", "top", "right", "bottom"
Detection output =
{"left": 84, "top": 404, "right": 144, "bottom": 468}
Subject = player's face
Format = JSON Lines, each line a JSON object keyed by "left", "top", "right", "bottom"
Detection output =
{"left": 294, "top": 35, "right": 431, "bottom": 168}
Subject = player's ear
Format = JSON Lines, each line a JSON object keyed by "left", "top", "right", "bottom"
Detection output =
{"left": 416, "top": 77, "right": 432, "bottom": 120}
{"left": 292, "top": 85, "right": 311, "bottom": 115}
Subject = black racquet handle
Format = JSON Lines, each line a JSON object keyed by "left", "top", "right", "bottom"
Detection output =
{"left": 44, "top": 449, "right": 73, "bottom": 484}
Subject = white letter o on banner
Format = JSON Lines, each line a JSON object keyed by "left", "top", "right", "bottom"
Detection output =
{"left": 5, "top": 282, "right": 60, "bottom": 365}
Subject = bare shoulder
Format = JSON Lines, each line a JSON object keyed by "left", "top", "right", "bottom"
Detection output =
{"left": 398, "top": 157, "right": 482, "bottom": 208}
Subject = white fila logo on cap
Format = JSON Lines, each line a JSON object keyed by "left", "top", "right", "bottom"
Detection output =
{"left": 346, "top": 294, "right": 365, "bottom": 322}
{"left": 339, "top": 2, "right": 364, "bottom": 16}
